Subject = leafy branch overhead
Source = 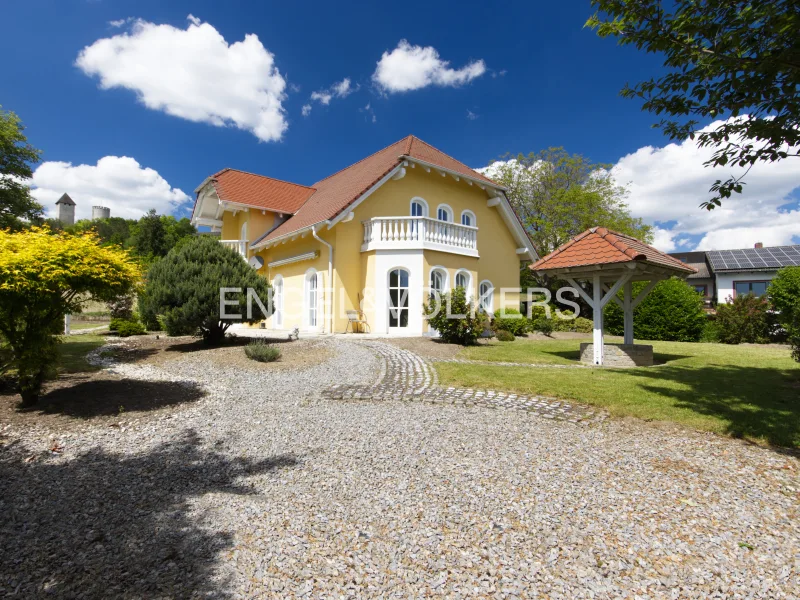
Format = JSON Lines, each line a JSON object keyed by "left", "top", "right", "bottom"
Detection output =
{"left": 586, "top": 0, "right": 800, "bottom": 209}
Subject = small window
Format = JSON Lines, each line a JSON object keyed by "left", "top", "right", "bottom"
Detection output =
{"left": 734, "top": 281, "right": 768, "bottom": 297}
{"left": 693, "top": 284, "right": 707, "bottom": 296}
{"left": 479, "top": 281, "right": 494, "bottom": 313}
{"left": 411, "top": 200, "right": 425, "bottom": 217}
{"left": 460, "top": 210, "right": 475, "bottom": 227}
{"left": 436, "top": 205, "right": 452, "bottom": 222}
{"left": 455, "top": 272, "right": 467, "bottom": 289}
{"left": 430, "top": 269, "right": 445, "bottom": 294}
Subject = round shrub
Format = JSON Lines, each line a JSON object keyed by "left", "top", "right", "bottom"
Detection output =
{"left": 244, "top": 341, "right": 281, "bottom": 362}
{"left": 492, "top": 307, "right": 528, "bottom": 336}
{"left": 531, "top": 316, "right": 553, "bottom": 336}
{"left": 115, "top": 320, "right": 146, "bottom": 337}
{"left": 715, "top": 294, "right": 771, "bottom": 344}
{"left": 424, "top": 287, "right": 488, "bottom": 346}
{"left": 550, "top": 316, "right": 593, "bottom": 333}
{"left": 604, "top": 278, "right": 706, "bottom": 342}
{"left": 495, "top": 329, "right": 515, "bottom": 342}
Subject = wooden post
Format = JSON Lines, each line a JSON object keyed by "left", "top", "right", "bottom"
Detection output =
{"left": 592, "top": 274, "right": 603, "bottom": 365}
{"left": 64, "top": 314, "right": 71, "bottom": 335}
{"left": 623, "top": 281, "right": 633, "bottom": 345}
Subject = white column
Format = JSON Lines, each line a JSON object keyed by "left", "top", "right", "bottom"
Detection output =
{"left": 623, "top": 281, "right": 634, "bottom": 345}
{"left": 592, "top": 274, "right": 603, "bottom": 365}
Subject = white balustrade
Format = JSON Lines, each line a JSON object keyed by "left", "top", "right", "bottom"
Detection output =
{"left": 219, "top": 239, "right": 249, "bottom": 257}
{"left": 362, "top": 217, "right": 477, "bottom": 255}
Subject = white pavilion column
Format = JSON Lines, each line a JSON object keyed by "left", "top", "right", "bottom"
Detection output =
{"left": 623, "top": 281, "right": 634, "bottom": 345}
{"left": 592, "top": 273, "right": 603, "bottom": 365}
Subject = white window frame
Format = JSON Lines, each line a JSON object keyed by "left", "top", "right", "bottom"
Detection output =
{"left": 454, "top": 269, "right": 472, "bottom": 298}
{"left": 479, "top": 280, "right": 494, "bottom": 313}
{"left": 272, "top": 274, "right": 284, "bottom": 328}
{"left": 387, "top": 267, "right": 410, "bottom": 330}
{"left": 304, "top": 268, "right": 320, "bottom": 330}
{"left": 460, "top": 210, "right": 476, "bottom": 228}
{"left": 436, "top": 204, "right": 453, "bottom": 222}
{"left": 429, "top": 266, "right": 449, "bottom": 296}
{"left": 410, "top": 197, "right": 429, "bottom": 217}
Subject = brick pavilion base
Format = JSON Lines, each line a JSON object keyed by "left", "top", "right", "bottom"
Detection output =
{"left": 579, "top": 343, "right": 653, "bottom": 368}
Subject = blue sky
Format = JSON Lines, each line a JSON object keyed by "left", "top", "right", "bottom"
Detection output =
{"left": 4, "top": 0, "right": 799, "bottom": 250}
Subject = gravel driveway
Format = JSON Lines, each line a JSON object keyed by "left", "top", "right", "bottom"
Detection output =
{"left": 1, "top": 337, "right": 798, "bottom": 598}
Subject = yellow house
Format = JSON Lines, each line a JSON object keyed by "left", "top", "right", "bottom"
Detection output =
{"left": 191, "top": 135, "right": 537, "bottom": 336}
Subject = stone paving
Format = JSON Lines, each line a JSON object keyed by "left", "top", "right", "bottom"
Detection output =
{"left": 322, "top": 340, "right": 605, "bottom": 423}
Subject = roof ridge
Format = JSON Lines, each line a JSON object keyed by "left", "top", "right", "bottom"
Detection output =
{"left": 214, "top": 167, "right": 316, "bottom": 190}
{"left": 596, "top": 228, "right": 644, "bottom": 260}
{"left": 403, "top": 135, "right": 498, "bottom": 185}
{"left": 312, "top": 136, "right": 409, "bottom": 186}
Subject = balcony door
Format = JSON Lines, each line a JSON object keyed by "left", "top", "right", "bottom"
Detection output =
{"left": 388, "top": 268, "right": 409, "bottom": 332}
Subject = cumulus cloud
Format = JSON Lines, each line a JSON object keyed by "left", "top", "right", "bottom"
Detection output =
{"left": 372, "top": 40, "right": 486, "bottom": 93}
{"left": 304, "top": 77, "right": 357, "bottom": 115}
{"left": 30, "top": 156, "right": 190, "bottom": 221}
{"left": 76, "top": 15, "right": 288, "bottom": 142}
{"left": 612, "top": 117, "right": 800, "bottom": 251}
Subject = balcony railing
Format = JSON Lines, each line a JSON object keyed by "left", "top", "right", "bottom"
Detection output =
{"left": 362, "top": 217, "right": 478, "bottom": 256}
{"left": 219, "top": 239, "right": 249, "bottom": 257}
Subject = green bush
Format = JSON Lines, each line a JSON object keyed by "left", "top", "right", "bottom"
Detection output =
{"left": 424, "top": 287, "right": 488, "bottom": 345}
{"left": 116, "top": 320, "right": 146, "bottom": 337}
{"left": 699, "top": 317, "right": 721, "bottom": 343}
{"left": 604, "top": 278, "right": 706, "bottom": 342}
{"left": 495, "top": 329, "right": 515, "bottom": 342}
{"left": 530, "top": 316, "right": 553, "bottom": 336}
{"left": 492, "top": 307, "right": 528, "bottom": 336}
{"left": 138, "top": 290, "right": 162, "bottom": 331}
{"left": 716, "top": 294, "right": 771, "bottom": 344}
{"left": 244, "top": 341, "right": 281, "bottom": 362}
{"left": 550, "top": 316, "right": 593, "bottom": 333}
{"left": 109, "top": 318, "right": 122, "bottom": 331}
{"left": 107, "top": 293, "right": 135, "bottom": 321}
{"left": 144, "top": 236, "right": 272, "bottom": 345}
{"left": 768, "top": 267, "right": 800, "bottom": 360}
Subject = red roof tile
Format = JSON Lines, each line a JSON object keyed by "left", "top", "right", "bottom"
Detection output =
{"left": 255, "top": 135, "right": 501, "bottom": 245}
{"left": 211, "top": 168, "right": 315, "bottom": 214}
{"left": 530, "top": 227, "right": 696, "bottom": 274}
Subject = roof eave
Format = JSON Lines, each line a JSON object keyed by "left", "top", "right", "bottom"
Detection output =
{"left": 402, "top": 156, "right": 506, "bottom": 191}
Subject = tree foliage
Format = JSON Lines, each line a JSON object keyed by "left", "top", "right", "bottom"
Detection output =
{"left": 586, "top": 0, "right": 800, "bottom": 209}
{"left": 144, "top": 236, "right": 271, "bottom": 345}
{"left": 604, "top": 278, "right": 706, "bottom": 342}
{"left": 489, "top": 148, "right": 652, "bottom": 257}
{"left": 0, "top": 228, "right": 140, "bottom": 405}
{"left": 423, "top": 287, "right": 488, "bottom": 346}
{"left": 715, "top": 293, "right": 772, "bottom": 344}
{"left": 0, "top": 106, "right": 43, "bottom": 229}
{"left": 768, "top": 266, "right": 800, "bottom": 362}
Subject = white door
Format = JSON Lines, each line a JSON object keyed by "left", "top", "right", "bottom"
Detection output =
{"left": 388, "top": 268, "right": 409, "bottom": 332}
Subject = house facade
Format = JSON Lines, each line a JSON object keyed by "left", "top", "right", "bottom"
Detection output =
{"left": 669, "top": 243, "right": 800, "bottom": 304}
{"left": 191, "top": 136, "right": 537, "bottom": 335}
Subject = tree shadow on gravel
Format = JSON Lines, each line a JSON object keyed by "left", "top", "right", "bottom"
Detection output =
{"left": 164, "top": 336, "right": 296, "bottom": 354}
{"left": 0, "top": 430, "right": 299, "bottom": 598}
{"left": 31, "top": 379, "right": 207, "bottom": 419}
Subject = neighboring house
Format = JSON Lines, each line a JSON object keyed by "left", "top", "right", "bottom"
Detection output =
{"left": 670, "top": 243, "right": 800, "bottom": 305}
{"left": 191, "top": 135, "right": 537, "bottom": 335}
{"left": 668, "top": 250, "right": 714, "bottom": 305}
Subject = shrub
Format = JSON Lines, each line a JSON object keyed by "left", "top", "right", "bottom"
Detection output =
{"left": 144, "top": 236, "right": 272, "bottom": 345}
{"left": 791, "top": 321, "right": 800, "bottom": 362}
{"left": 699, "top": 317, "right": 721, "bottom": 343}
{"left": 107, "top": 293, "right": 135, "bottom": 321}
{"left": 492, "top": 307, "right": 528, "bottom": 336}
{"left": 116, "top": 320, "right": 146, "bottom": 337}
{"left": 531, "top": 316, "right": 553, "bottom": 336}
{"left": 137, "top": 291, "right": 162, "bottom": 331}
{"left": 550, "top": 315, "right": 593, "bottom": 333}
{"left": 604, "top": 278, "right": 706, "bottom": 342}
{"left": 244, "top": 341, "right": 281, "bottom": 362}
{"left": 424, "top": 287, "right": 488, "bottom": 346}
{"left": 495, "top": 329, "right": 515, "bottom": 342}
{"left": 0, "top": 228, "right": 140, "bottom": 405}
{"left": 768, "top": 267, "right": 800, "bottom": 360}
{"left": 716, "top": 294, "right": 771, "bottom": 344}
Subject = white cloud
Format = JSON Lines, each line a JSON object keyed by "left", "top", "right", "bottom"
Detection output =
{"left": 652, "top": 227, "right": 678, "bottom": 252}
{"left": 77, "top": 16, "right": 288, "bottom": 142}
{"left": 466, "top": 109, "right": 478, "bottom": 121}
{"left": 30, "top": 156, "right": 190, "bottom": 221}
{"left": 306, "top": 77, "right": 357, "bottom": 114}
{"left": 360, "top": 102, "right": 376, "bottom": 123}
{"left": 372, "top": 40, "right": 486, "bottom": 93}
{"left": 109, "top": 17, "right": 132, "bottom": 28}
{"left": 612, "top": 117, "right": 800, "bottom": 251}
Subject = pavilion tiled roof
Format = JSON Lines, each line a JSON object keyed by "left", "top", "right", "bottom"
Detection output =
{"left": 210, "top": 169, "right": 315, "bottom": 214}
{"left": 252, "top": 135, "right": 501, "bottom": 246}
{"left": 530, "top": 227, "right": 696, "bottom": 274}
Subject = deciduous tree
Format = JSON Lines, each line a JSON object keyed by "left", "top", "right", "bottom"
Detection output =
{"left": 0, "top": 106, "right": 43, "bottom": 229}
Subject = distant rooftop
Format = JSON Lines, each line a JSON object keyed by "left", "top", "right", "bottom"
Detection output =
{"left": 55, "top": 193, "right": 75, "bottom": 206}
{"left": 707, "top": 245, "right": 800, "bottom": 273}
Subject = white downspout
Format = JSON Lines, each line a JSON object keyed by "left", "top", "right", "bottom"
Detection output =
{"left": 311, "top": 224, "right": 333, "bottom": 334}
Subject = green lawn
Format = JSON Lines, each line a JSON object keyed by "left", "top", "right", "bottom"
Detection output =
{"left": 58, "top": 335, "right": 106, "bottom": 373}
{"left": 69, "top": 321, "right": 109, "bottom": 331}
{"left": 438, "top": 338, "right": 800, "bottom": 448}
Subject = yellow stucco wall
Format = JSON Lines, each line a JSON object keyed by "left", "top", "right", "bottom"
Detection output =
{"left": 217, "top": 167, "right": 525, "bottom": 333}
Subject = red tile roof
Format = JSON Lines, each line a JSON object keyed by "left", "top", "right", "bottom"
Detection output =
{"left": 530, "top": 227, "right": 696, "bottom": 274}
{"left": 211, "top": 168, "right": 315, "bottom": 214}
{"left": 254, "top": 135, "right": 501, "bottom": 245}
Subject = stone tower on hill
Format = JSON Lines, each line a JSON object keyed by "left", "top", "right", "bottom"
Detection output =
{"left": 55, "top": 193, "right": 75, "bottom": 226}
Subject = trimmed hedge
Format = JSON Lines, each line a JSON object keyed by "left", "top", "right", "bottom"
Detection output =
{"left": 604, "top": 278, "right": 706, "bottom": 342}
{"left": 492, "top": 308, "right": 528, "bottom": 336}
{"left": 116, "top": 320, "right": 146, "bottom": 337}
{"left": 495, "top": 329, "right": 515, "bottom": 342}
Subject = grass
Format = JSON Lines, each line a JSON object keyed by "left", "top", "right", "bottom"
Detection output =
{"left": 438, "top": 338, "right": 800, "bottom": 448}
{"left": 69, "top": 321, "right": 110, "bottom": 331}
{"left": 58, "top": 335, "right": 106, "bottom": 373}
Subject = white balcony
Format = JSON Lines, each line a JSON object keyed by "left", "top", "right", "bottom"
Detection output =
{"left": 220, "top": 239, "right": 249, "bottom": 257}
{"left": 362, "top": 216, "right": 478, "bottom": 257}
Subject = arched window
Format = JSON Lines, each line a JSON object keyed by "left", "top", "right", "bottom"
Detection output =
{"left": 272, "top": 275, "right": 284, "bottom": 328}
{"left": 460, "top": 210, "right": 476, "bottom": 227}
{"left": 436, "top": 204, "right": 453, "bottom": 222}
{"left": 429, "top": 267, "right": 448, "bottom": 296}
{"left": 305, "top": 268, "right": 320, "bottom": 329}
{"left": 455, "top": 270, "right": 472, "bottom": 296}
{"left": 388, "top": 268, "right": 410, "bottom": 329}
{"left": 410, "top": 197, "right": 428, "bottom": 217}
{"left": 479, "top": 280, "right": 494, "bottom": 313}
